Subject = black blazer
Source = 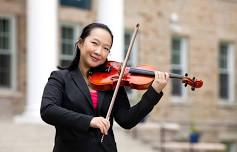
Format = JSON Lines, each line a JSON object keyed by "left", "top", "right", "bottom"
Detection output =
{"left": 41, "top": 68, "right": 163, "bottom": 152}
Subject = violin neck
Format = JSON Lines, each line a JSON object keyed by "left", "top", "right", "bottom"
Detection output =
{"left": 129, "top": 68, "right": 184, "bottom": 79}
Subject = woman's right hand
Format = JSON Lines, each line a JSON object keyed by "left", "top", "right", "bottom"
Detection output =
{"left": 90, "top": 117, "right": 110, "bottom": 135}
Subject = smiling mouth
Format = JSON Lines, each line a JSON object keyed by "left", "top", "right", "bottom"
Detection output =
{"left": 90, "top": 55, "right": 100, "bottom": 62}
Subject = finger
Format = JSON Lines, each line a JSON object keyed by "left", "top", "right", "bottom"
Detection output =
{"left": 99, "top": 118, "right": 108, "bottom": 128}
{"left": 105, "top": 120, "right": 110, "bottom": 134}
{"left": 102, "top": 118, "right": 110, "bottom": 128}
{"left": 98, "top": 124, "right": 104, "bottom": 134}
{"left": 102, "top": 119, "right": 110, "bottom": 134}
{"left": 157, "top": 71, "right": 161, "bottom": 80}
{"left": 98, "top": 121, "right": 107, "bottom": 135}
{"left": 155, "top": 71, "right": 160, "bottom": 82}
{"left": 106, "top": 119, "right": 110, "bottom": 128}
{"left": 154, "top": 71, "right": 158, "bottom": 80}
{"left": 104, "top": 119, "right": 110, "bottom": 127}
{"left": 100, "top": 118, "right": 110, "bottom": 135}
{"left": 161, "top": 72, "right": 165, "bottom": 80}
{"left": 100, "top": 122, "right": 107, "bottom": 135}
{"left": 101, "top": 120, "right": 108, "bottom": 133}
{"left": 100, "top": 118, "right": 108, "bottom": 126}
{"left": 165, "top": 72, "right": 169, "bottom": 81}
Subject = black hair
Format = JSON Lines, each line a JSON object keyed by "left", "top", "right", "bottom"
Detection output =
{"left": 58, "top": 22, "right": 113, "bottom": 71}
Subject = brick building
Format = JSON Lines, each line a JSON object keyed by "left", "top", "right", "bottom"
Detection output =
{"left": 0, "top": 0, "right": 236, "bottom": 151}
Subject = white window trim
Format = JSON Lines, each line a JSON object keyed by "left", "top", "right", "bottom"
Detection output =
{"left": 219, "top": 43, "right": 235, "bottom": 105}
{"left": 0, "top": 15, "right": 17, "bottom": 91}
{"left": 59, "top": 22, "right": 81, "bottom": 62}
{"left": 171, "top": 37, "right": 188, "bottom": 103}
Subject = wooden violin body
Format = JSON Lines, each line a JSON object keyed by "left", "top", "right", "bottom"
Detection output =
{"left": 88, "top": 61, "right": 203, "bottom": 91}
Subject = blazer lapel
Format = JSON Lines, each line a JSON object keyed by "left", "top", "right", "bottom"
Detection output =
{"left": 70, "top": 69, "right": 94, "bottom": 110}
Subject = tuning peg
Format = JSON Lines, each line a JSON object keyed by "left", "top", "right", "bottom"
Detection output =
{"left": 184, "top": 83, "right": 188, "bottom": 87}
{"left": 192, "top": 77, "right": 195, "bottom": 81}
{"left": 88, "top": 71, "right": 93, "bottom": 75}
{"left": 191, "top": 87, "right": 195, "bottom": 91}
{"left": 185, "top": 73, "right": 188, "bottom": 77}
{"left": 106, "top": 66, "right": 112, "bottom": 72}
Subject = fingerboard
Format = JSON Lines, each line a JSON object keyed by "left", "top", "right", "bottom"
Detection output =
{"left": 129, "top": 67, "right": 184, "bottom": 79}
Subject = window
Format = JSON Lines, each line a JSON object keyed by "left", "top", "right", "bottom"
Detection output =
{"left": 60, "top": 0, "right": 91, "bottom": 10}
{"left": 60, "top": 24, "right": 80, "bottom": 67}
{"left": 171, "top": 37, "right": 187, "bottom": 98}
{"left": 0, "top": 16, "right": 16, "bottom": 90}
{"left": 124, "top": 30, "right": 138, "bottom": 67}
{"left": 218, "top": 42, "right": 235, "bottom": 103}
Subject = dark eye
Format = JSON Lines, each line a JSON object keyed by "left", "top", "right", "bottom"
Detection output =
{"left": 92, "top": 41, "right": 98, "bottom": 45}
{"left": 104, "top": 47, "right": 110, "bottom": 52}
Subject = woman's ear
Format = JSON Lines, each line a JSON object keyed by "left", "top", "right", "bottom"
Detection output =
{"left": 77, "top": 38, "right": 83, "bottom": 49}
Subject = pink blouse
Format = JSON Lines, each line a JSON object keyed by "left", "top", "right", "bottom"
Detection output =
{"left": 90, "top": 91, "right": 98, "bottom": 110}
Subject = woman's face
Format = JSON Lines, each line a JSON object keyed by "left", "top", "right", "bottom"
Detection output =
{"left": 78, "top": 28, "right": 112, "bottom": 69}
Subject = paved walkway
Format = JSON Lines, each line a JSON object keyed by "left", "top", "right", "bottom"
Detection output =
{"left": 0, "top": 119, "right": 156, "bottom": 152}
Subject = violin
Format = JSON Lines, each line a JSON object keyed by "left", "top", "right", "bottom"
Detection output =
{"left": 97, "top": 24, "right": 203, "bottom": 143}
{"left": 88, "top": 61, "right": 203, "bottom": 91}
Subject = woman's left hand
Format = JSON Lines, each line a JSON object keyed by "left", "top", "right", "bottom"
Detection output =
{"left": 151, "top": 71, "right": 169, "bottom": 93}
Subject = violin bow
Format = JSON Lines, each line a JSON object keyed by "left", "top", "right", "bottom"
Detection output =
{"left": 101, "top": 24, "right": 140, "bottom": 142}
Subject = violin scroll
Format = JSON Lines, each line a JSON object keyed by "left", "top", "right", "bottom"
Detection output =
{"left": 182, "top": 73, "right": 203, "bottom": 91}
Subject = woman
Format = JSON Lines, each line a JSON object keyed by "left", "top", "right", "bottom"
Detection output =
{"left": 41, "top": 22, "right": 169, "bottom": 152}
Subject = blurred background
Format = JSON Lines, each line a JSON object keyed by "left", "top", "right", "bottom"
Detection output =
{"left": 0, "top": 0, "right": 236, "bottom": 151}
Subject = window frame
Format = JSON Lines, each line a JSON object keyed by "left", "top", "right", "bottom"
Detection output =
{"left": 170, "top": 36, "right": 188, "bottom": 102}
{"left": 218, "top": 42, "right": 235, "bottom": 104}
{"left": 0, "top": 15, "right": 17, "bottom": 91}
{"left": 59, "top": 22, "right": 81, "bottom": 67}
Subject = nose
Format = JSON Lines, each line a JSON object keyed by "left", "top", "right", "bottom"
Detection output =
{"left": 94, "top": 46, "right": 102, "bottom": 56}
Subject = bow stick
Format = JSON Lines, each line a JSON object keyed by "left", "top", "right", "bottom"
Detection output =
{"left": 101, "top": 23, "right": 140, "bottom": 142}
